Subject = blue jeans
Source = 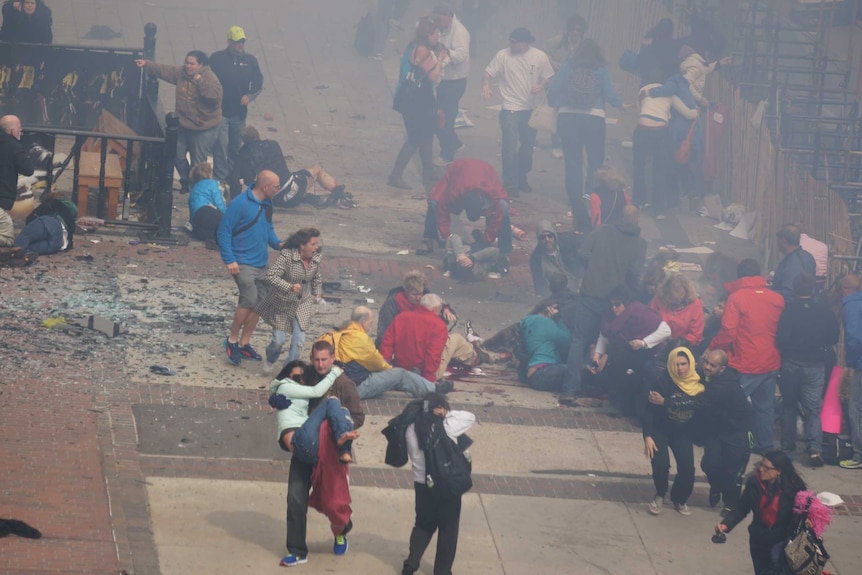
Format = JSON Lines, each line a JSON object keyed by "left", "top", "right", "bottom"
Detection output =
{"left": 290, "top": 397, "right": 354, "bottom": 465}
{"left": 356, "top": 367, "right": 435, "bottom": 400}
{"left": 213, "top": 115, "right": 245, "bottom": 181}
{"left": 176, "top": 124, "right": 221, "bottom": 186}
{"left": 527, "top": 364, "right": 568, "bottom": 392}
{"left": 266, "top": 318, "right": 306, "bottom": 365}
{"left": 562, "top": 295, "right": 608, "bottom": 397}
{"left": 740, "top": 371, "right": 779, "bottom": 454}
{"left": 850, "top": 369, "right": 862, "bottom": 461}
{"left": 778, "top": 360, "right": 825, "bottom": 453}
{"left": 558, "top": 112, "right": 604, "bottom": 230}
{"left": 424, "top": 198, "right": 512, "bottom": 254}
{"left": 499, "top": 109, "right": 536, "bottom": 191}
{"left": 13, "top": 215, "right": 64, "bottom": 254}
{"left": 436, "top": 78, "right": 467, "bottom": 161}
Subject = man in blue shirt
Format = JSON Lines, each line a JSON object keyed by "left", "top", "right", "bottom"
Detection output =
{"left": 217, "top": 169, "right": 282, "bottom": 365}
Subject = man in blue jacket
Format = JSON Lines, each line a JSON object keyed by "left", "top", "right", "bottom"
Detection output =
{"left": 771, "top": 224, "right": 816, "bottom": 304}
{"left": 841, "top": 273, "right": 862, "bottom": 469}
{"left": 217, "top": 169, "right": 282, "bottom": 365}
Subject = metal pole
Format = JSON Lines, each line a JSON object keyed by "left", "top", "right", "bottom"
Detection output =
{"left": 143, "top": 23, "right": 158, "bottom": 104}
{"left": 155, "top": 112, "right": 178, "bottom": 239}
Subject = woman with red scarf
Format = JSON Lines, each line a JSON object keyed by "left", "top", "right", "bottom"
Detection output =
{"left": 716, "top": 450, "right": 807, "bottom": 575}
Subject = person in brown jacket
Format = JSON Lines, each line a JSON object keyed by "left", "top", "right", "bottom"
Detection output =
{"left": 136, "top": 50, "right": 223, "bottom": 193}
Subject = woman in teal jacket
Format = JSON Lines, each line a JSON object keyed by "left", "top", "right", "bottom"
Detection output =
{"left": 519, "top": 301, "right": 572, "bottom": 392}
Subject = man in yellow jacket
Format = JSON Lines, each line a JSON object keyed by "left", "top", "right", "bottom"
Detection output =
{"left": 325, "top": 306, "right": 451, "bottom": 399}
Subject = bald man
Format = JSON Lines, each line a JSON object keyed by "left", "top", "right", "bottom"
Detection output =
{"left": 217, "top": 169, "right": 282, "bottom": 365}
{"left": 329, "top": 305, "right": 445, "bottom": 399}
{"left": 0, "top": 115, "right": 35, "bottom": 246}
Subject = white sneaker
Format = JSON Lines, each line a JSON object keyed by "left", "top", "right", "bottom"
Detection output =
{"left": 433, "top": 156, "right": 452, "bottom": 167}
{"left": 648, "top": 496, "right": 663, "bottom": 515}
{"left": 674, "top": 502, "right": 692, "bottom": 516}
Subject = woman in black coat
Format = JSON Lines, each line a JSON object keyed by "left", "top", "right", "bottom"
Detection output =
{"left": 716, "top": 450, "right": 807, "bottom": 575}
{"left": 0, "top": 0, "right": 53, "bottom": 44}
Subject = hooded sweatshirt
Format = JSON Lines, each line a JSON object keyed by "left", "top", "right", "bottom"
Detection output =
{"left": 529, "top": 220, "right": 567, "bottom": 297}
{"left": 143, "top": 61, "right": 223, "bottom": 131}
{"left": 711, "top": 276, "right": 784, "bottom": 374}
{"left": 579, "top": 221, "right": 647, "bottom": 300}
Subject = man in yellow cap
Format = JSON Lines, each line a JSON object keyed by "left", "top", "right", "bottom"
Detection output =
{"left": 210, "top": 25, "right": 264, "bottom": 184}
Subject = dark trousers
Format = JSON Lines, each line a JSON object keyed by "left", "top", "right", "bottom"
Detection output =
{"left": 562, "top": 295, "right": 607, "bottom": 397}
{"left": 749, "top": 539, "right": 782, "bottom": 575}
{"left": 191, "top": 205, "right": 223, "bottom": 242}
{"left": 527, "top": 363, "right": 568, "bottom": 392}
{"left": 285, "top": 456, "right": 314, "bottom": 557}
{"left": 558, "top": 112, "right": 605, "bottom": 232}
{"left": 424, "top": 199, "right": 512, "bottom": 254}
{"left": 13, "top": 215, "right": 63, "bottom": 255}
{"left": 606, "top": 347, "right": 653, "bottom": 416}
{"left": 499, "top": 109, "right": 536, "bottom": 191}
{"left": 650, "top": 425, "right": 695, "bottom": 505}
{"left": 402, "top": 483, "right": 462, "bottom": 575}
{"left": 701, "top": 432, "right": 750, "bottom": 511}
{"left": 436, "top": 79, "right": 467, "bottom": 161}
{"left": 632, "top": 124, "right": 673, "bottom": 211}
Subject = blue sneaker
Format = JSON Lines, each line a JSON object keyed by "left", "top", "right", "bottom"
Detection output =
{"left": 333, "top": 534, "right": 348, "bottom": 555}
{"left": 239, "top": 343, "right": 262, "bottom": 361}
{"left": 224, "top": 338, "right": 241, "bottom": 366}
{"left": 279, "top": 554, "right": 307, "bottom": 567}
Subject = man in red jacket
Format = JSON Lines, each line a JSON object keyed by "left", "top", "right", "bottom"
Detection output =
{"left": 419, "top": 158, "right": 511, "bottom": 256}
{"left": 709, "top": 258, "right": 784, "bottom": 454}
{"left": 380, "top": 293, "right": 475, "bottom": 382}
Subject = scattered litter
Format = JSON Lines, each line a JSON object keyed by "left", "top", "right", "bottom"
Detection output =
{"left": 263, "top": 113, "right": 274, "bottom": 121}
{"left": 41, "top": 316, "right": 67, "bottom": 329}
{"left": 322, "top": 295, "right": 342, "bottom": 303}
{"left": 313, "top": 85, "right": 329, "bottom": 90}
{"left": 129, "top": 239, "right": 141, "bottom": 246}
{"left": 267, "top": 127, "right": 278, "bottom": 133}
{"left": 67, "top": 315, "right": 127, "bottom": 338}
{"left": 293, "top": 130, "right": 301, "bottom": 133}
{"left": 89, "top": 238, "right": 101, "bottom": 244}
{"left": 816, "top": 492, "right": 844, "bottom": 507}
{"left": 443, "top": 270, "right": 451, "bottom": 277}
{"left": 75, "top": 255, "right": 94, "bottom": 261}
{"left": 673, "top": 246, "right": 714, "bottom": 255}
{"left": 365, "top": 298, "right": 375, "bottom": 304}
{"left": 125, "top": 264, "right": 138, "bottom": 268}
{"left": 487, "top": 272, "right": 502, "bottom": 279}
{"left": 587, "top": 473, "right": 597, "bottom": 477}
{"left": 425, "top": 264, "right": 435, "bottom": 270}
{"left": 357, "top": 286, "right": 372, "bottom": 294}
{"left": 149, "top": 365, "right": 177, "bottom": 376}
{"left": 322, "top": 281, "right": 342, "bottom": 293}
{"left": 396, "top": 249, "right": 410, "bottom": 255}
{"left": 311, "top": 123, "right": 318, "bottom": 127}
{"left": 470, "top": 367, "right": 485, "bottom": 376}
{"left": 349, "top": 114, "right": 366, "bottom": 120}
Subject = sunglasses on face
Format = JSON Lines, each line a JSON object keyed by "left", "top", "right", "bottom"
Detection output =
{"left": 539, "top": 234, "right": 554, "bottom": 240}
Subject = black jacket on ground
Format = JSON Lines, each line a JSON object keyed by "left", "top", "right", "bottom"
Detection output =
{"left": 776, "top": 297, "right": 839, "bottom": 364}
{"left": 665, "top": 367, "right": 752, "bottom": 440}
{"left": 0, "top": 131, "right": 34, "bottom": 210}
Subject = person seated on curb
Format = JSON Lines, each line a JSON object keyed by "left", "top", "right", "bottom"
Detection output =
{"left": 325, "top": 305, "right": 452, "bottom": 399}
{"left": 187, "top": 162, "right": 226, "bottom": 247}
{"left": 380, "top": 293, "right": 480, "bottom": 383}
{"left": 11, "top": 193, "right": 76, "bottom": 255}
{"left": 376, "top": 269, "right": 457, "bottom": 348}
{"left": 518, "top": 300, "right": 572, "bottom": 393}
{"left": 589, "top": 284, "right": 671, "bottom": 415}
{"left": 229, "top": 125, "right": 351, "bottom": 207}
{"left": 269, "top": 362, "right": 359, "bottom": 464}
{"left": 419, "top": 158, "right": 511, "bottom": 258}
{"left": 529, "top": 220, "right": 582, "bottom": 297}
{"left": 443, "top": 231, "right": 502, "bottom": 282}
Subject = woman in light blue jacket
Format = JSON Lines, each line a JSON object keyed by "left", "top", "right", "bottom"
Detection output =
{"left": 548, "top": 39, "right": 628, "bottom": 232}
{"left": 187, "top": 162, "right": 226, "bottom": 244}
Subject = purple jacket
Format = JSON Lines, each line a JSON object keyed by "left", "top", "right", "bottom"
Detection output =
{"left": 601, "top": 301, "right": 662, "bottom": 345}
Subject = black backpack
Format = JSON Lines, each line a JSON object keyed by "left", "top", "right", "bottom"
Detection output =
{"left": 566, "top": 65, "right": 598, "bottom": 109}
{"left": 421, "top": 415, "right": 473, "bottom": 497}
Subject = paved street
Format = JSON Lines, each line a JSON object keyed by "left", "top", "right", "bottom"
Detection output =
{"left": 1, "top": 1, "right": 862, "bottom": 574}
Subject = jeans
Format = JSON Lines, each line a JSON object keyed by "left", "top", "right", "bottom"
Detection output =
{"left": 632, "top": 125, "right": 673, "bottom": 211}
{"left": 436, "top": 79, "right": 467, "bottom": 161}
{"left": 526, "top": 364, "right": 568, "bottom": 392}
{"left": 266, "top": 318, "right": 306, "bottom": 365}
{"left": 285, "top": 455, "right": 314, "bottom": 557}
{"left": 700, "top": 432, "right": 750, "bottom": 511}
{"left": 357, "top": 368, "right": 435, "bottom": 400}
{"left": 290, "top": 397, "right": 354, "bottom": 465}
{"left": 778, "top": 360, "right": 825, "bottom": 453}
{"left": 499, "top": 109, "right": 536, "bottom": 191}
{"left": 650, "top": 424, "right": 696, "bottom": 505}
{"left": 176, "top": 124, "right": 221, "bottom": 186}
{"left": 562, "top": 295, "right": 608, "bottom": 397}
{"left": 213, "top": 115, "right": 245, "bottom": 181}
{"left": 557, "top": 112, "right": 605, "bottom": 231}
{"left": 424, "top": 199, "right": 512, "bottom": 254}
{"left": 850, "top": 369, "right": 862, "bottom": 461}
{"left": 740, "top": 371, "right": 779, "bottom": 454}
{"left": 402, "top": 482, "right": 462, "bottom": 575}
{"left": 13, "top": 215, "right": 64, "bottom": 254}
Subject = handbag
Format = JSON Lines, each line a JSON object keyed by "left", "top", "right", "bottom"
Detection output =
{"left": 528, "top": 102, "right": 557, "bottom": 133}
{"left": 783, "top": 497, "right": 829, "bottom": 575}
{"left": 675, "top": 118, "right": 697, "bottom": 164}
{"left": 393, "top": 47, "right": 428, "bottom": 112}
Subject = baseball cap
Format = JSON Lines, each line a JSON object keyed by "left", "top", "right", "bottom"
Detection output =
{"left": 227, "top": 26, "right": 246, "bottom": 42}
{"left": 509, "top": 27, "right": 535, "bottom": 44}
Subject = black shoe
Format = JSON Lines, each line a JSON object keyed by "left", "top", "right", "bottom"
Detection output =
{"left": 179, "top": 182, "right": 190, "bottom": 194}
{"left": 809, "top": 452, "right": 825, "bottom": 468}
{"left": 558, "top": 396, "right": 578, "bottom": 407}
{"left": 435, "top": 378, "right": 454, "bottom": 394}
{"left": 709, "top": 489, "right": 721, "bottom": 508}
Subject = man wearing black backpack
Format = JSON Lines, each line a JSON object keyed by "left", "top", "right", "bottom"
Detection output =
{"left": 401, "top": 392, "right": 475, "bottom": 575}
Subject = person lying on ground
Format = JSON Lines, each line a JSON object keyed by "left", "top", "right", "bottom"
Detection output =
{"left": 187, "top": 162, "right": 225, "bottom": 247}
{"left": 269, "top": 361, "right": 359, "bottom": 464}
{"left": 12, "top": 193, "right": 76, "bottom": 255}
{"left": 443, "top": 232, "right": 502, "bottom": 282}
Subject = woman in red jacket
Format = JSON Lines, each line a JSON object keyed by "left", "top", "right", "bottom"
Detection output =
{"left": 650, "top": 273, "right": 705, "bottom": 348}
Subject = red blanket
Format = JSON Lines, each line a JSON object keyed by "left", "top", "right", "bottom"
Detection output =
{"left": 308, "top": 420, "right": 352, "bottom": 535}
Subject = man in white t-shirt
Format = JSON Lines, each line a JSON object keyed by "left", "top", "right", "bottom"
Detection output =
{"left": 482, "top": 27, "right": 554, "bottom": 196}
{"left": 432, "top": 4, "right": 471, "bottom": 167}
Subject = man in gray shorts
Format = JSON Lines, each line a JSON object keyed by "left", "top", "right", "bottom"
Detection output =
{"left": 216, "top": 169, "right": 282, "bottom": 365}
